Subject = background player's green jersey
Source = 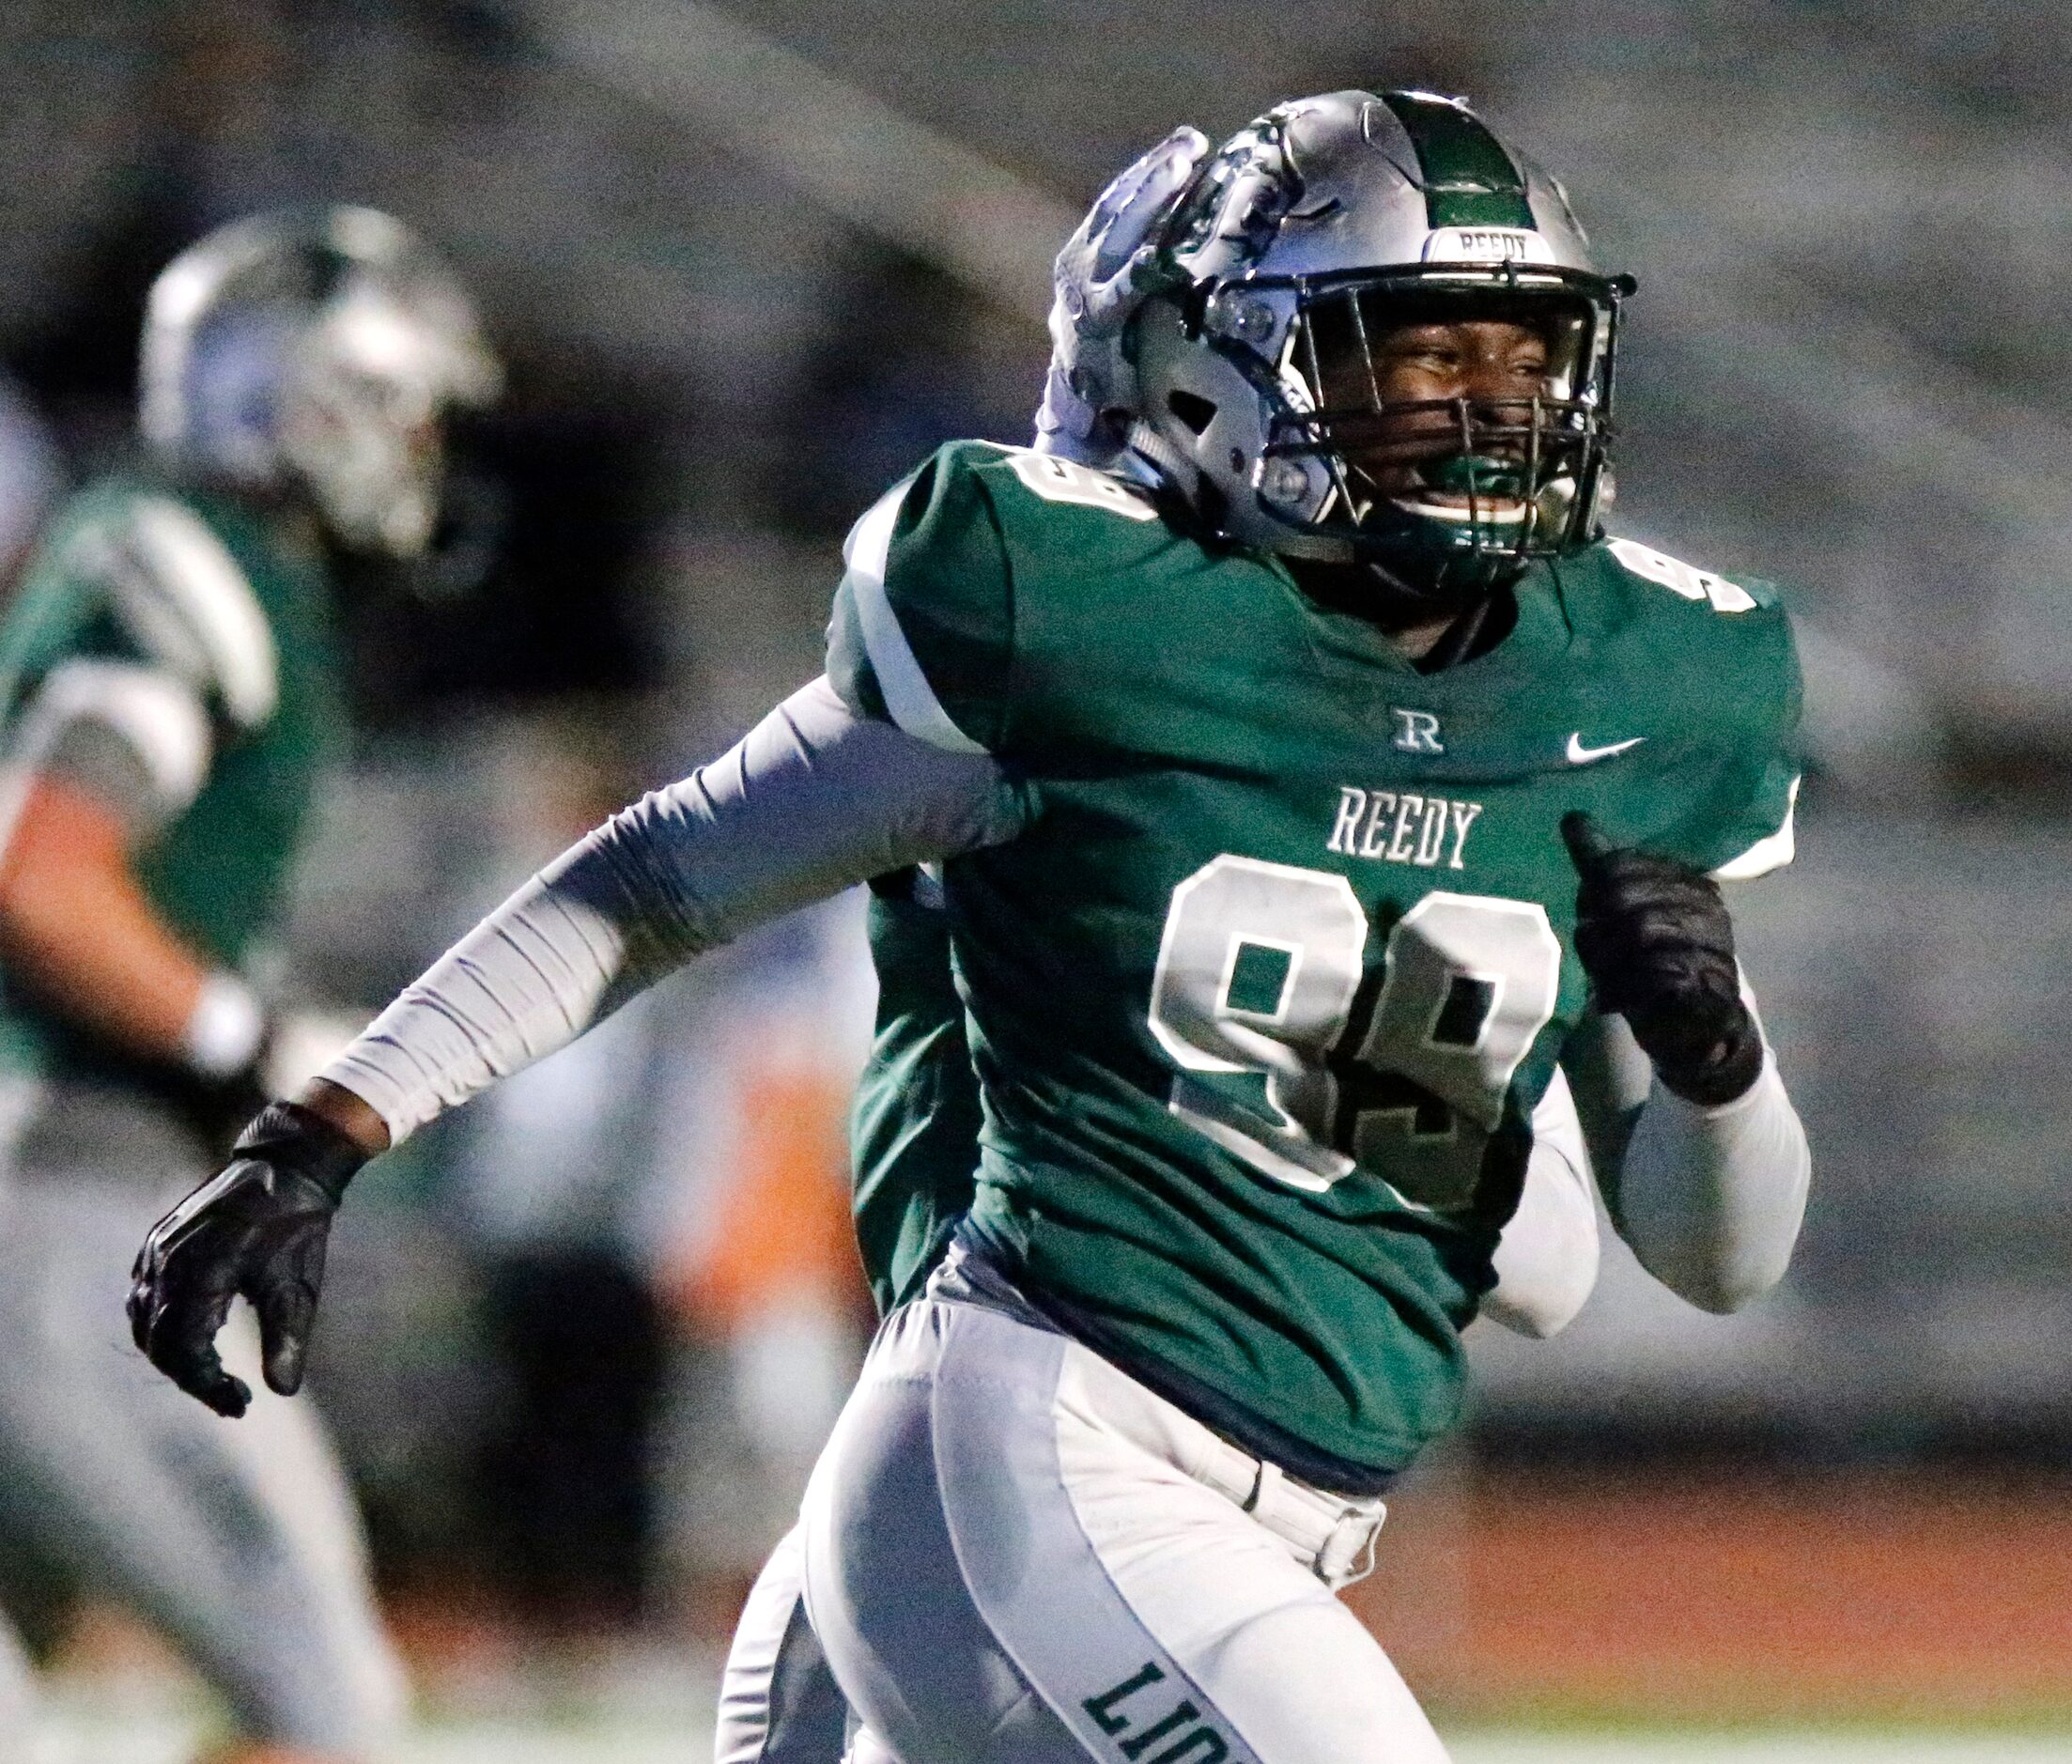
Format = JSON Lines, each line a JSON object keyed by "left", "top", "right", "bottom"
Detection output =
{"left": 850, "top": 870, "right": 984, "bottom": 1315}
{"left": 828, "top": 441, "right": 1800, "bottom": 1487}
{"left": 0, "top": 476, "right": 344, "bottom": 1090}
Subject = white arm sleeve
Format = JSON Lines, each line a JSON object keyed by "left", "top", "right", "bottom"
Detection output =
{"left": 0, "top": 660, "right": 213, "bottom": 847}
{"left": 322, "top": 676, "right": 1022, "bottom": 1143}
{"left": 1564, "top": 983, "right": 1812, "bottom": 1315}
{"left": 1482, "top": 1067, "right": 1600, "bottom": 1339}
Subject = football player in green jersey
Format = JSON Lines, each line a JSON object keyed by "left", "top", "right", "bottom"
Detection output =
{"left": 0, "top": 209, "right": 496, "bottom": 1762}
{"left": 132, "top": 92, "right": 1810, "bottom": 1764}
{"left": 716, "top": 131, "right": 1614, "bottom": 1764}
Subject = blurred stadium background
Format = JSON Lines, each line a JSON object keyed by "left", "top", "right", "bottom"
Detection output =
{"left": 2, "top": 0, "right": 2069, "bottom": 1757}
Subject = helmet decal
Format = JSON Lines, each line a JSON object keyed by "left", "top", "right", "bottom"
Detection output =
{"left": 1375, "top": 91, "right": 1536, "bottom": 232}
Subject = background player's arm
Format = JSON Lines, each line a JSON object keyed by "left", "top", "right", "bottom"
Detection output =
{"left": 1562, "top": 999, "right": 1810, "bottom": 1314}
{"left": 0, "top": 776, "right": 212, "bottom": 1056}
{"left": 0, "top": 664, "right": 264, "bottom": 1078}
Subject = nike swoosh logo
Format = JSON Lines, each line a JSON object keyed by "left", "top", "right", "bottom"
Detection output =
{"left": 1565, "top": 733, "right": 1647, "bottom": 765}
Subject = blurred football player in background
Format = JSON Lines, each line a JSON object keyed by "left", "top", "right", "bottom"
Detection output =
{"left": 0, "top": 206, "right": 497, "bottom": 1763}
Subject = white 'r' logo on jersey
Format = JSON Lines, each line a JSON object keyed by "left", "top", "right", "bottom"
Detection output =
{"left": 1391, "top": 709, "right": 1444, "bottom": 754}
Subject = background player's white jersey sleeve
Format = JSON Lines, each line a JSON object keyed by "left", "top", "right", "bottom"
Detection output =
{"left": 1563, "top": 986, "right": 1811, "bottom": 1314}
{"left": 86, "top": 493, "right": 280, "bottom": 730}
{"left": 0, "top": 659, "right": 213, "bottom": 843}
{"left": 323, "top": 675, "right": 1023, "bottom": 1142}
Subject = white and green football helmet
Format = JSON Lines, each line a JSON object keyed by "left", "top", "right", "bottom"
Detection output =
{"left": 1125, "top": 89, "right": 1631, "bottom": 595}
{"left": 139, "top": 206, "right": 502, "bottom": 557}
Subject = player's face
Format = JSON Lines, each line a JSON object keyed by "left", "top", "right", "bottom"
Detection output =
{"left": 1310, "top": 315, "right": 1554, "bottom": 506}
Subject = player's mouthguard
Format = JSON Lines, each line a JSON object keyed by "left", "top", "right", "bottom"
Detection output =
{"left": 1393, "top": 455, "right": 1530, "bottom": 524}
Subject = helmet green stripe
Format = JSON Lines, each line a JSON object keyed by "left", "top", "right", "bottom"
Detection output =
{"left": 1379, "top": 91, "right": 1536, "bottom": 230}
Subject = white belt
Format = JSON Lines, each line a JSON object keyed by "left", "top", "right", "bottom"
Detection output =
{"left": 1188, "top": 1431, "right": 1387, "bottom": 1591}
{"left": 1052, "top": 1333, "right": 1387, "bottom": 1591}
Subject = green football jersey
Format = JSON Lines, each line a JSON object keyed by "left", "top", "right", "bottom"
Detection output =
{"left": 0, "top": 475, "right": 345, "bottom": 1087}
{"left": 827, "top": 441, "right": 1801, "bottom": 1484}
{"left": 850, "top": 870, "right": 984, "bottom": 1315}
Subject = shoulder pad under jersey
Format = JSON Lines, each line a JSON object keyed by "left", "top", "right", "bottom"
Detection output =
{"left": 52, "top": 486, "right": 279, "bottom": 731}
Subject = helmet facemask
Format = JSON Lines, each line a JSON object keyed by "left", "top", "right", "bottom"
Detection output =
{"left": 1121, "top": 88, "right": 1632, "bottom": 605}
{"left": 279, "top": 279, "right": 495, "bottom": 557}
{"left": 1252, "top": 274, "right": 1619, "bottom": 598}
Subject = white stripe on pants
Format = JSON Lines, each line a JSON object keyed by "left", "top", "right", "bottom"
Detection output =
{"left": 799, "top": 1292, "right": 1448, "bottom": 1764}
{"left": 717, "top": 1524, "right": 850, "bottom": 1764}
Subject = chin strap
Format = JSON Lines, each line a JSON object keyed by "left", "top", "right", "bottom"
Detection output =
{"left": 1125, "top": 426, "right": 1512, "bottom": 670}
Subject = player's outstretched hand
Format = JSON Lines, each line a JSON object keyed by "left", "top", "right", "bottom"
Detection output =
{"left": 128, "top": 1102, "right": 367, "bottom": 1417}
{"left": 1034, "top": 124, "right": 1211, "bottom": 467}
{"left": 1560, "top": 812, "right": 1763, "bottom": 1106}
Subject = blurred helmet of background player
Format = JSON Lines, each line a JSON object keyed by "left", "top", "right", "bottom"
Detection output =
{"left": 140, "top": 204, "right": 501, "bottom": 560}
{"left": 0, "top": 205, "right": 497, "bottom": 1763}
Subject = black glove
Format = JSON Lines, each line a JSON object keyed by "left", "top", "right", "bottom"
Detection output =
{"left": 128, "top": 1102, "right": 367, "bottom": 1417}
{"left": 1560, "top": 812, "right": 1763, "bottom": 1106}
{"left": 165, "top": 1060, "right": 272, "bottom": 1163}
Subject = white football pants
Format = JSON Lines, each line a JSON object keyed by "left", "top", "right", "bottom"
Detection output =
{"left": 796, "top": 1283, "right": 1449, "bottom": 1764}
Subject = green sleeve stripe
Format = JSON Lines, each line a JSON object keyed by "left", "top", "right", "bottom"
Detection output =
{"left": 1711, "top": 773, "right": 1800, "bottom": 881}
{"left": 841, "top": 483, "right": 990, "bottom": 756}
